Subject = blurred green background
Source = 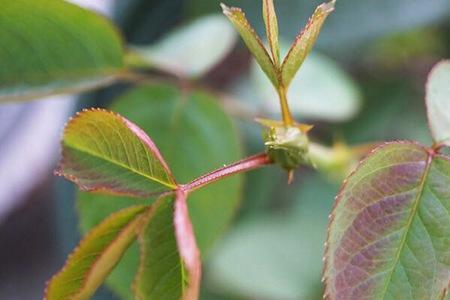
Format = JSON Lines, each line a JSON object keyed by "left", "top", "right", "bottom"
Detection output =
{"left": 0, "top": 0, "right": 449, "bottom": 299}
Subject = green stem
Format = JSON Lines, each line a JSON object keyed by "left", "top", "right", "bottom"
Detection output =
{"left": 277, "top": 85, "right": 294, "bottom": 126}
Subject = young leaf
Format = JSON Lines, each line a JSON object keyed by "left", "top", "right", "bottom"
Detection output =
{"left": 56, "top": 109, "right": 177, "bottom": 198}
{"left": 45, "top": 205, "right": 148, "bottom": 300}
{"left": 221, "top": 3, "right": 279, "bottom": 87}
{"left": 78, "top": 85, "right": 243, "bottom": 298}
{"left": 127, "top": 14, "right": 237, "bottom": 78}
{"left": 426, "top": 60, "right": 450, "bottom": 147}
{"left": 325, "top": 142, "right": 450, "bottom": 300}
{"left": 262, "top": 0, "right": 280, "bottom": 66}
{"left": 281, "top": 0, "right": 335, "bottom": 88}
{"left": 0, "top": 0, "right": 124, "bottom": 103}
{"left": 134, "top": 193, "right": 201, "bottom": 300}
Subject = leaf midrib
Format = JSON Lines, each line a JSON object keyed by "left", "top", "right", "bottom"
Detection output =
{"left": 380, "top": 151, "right": 433, "bottom": 300}
{"left": 65, "top": 141, "right": 177, "bottom": 189}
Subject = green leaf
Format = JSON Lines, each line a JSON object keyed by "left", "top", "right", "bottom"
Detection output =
{"left": 127, "top": 14, "right": 236, "bottom": 78}
{"left": 45, "top": 205, "right": 147, "bottom": 300}
{"left": 208, "top": 174, "right": 337, "bottom": 299}
{"left": 251, "top": 52, "right": 361, "bottom": 122}
{"left": 426, "top": 60, "right": 450, "bottom": 147}
{"left": 262, "top": 0, "right": 280, "bottom": 66}
{"left": 221, "top": 3, "right": 279, "bottom": 87}
{"left": 77, "top": 84, "right": 243, "bottom": 298}
{"left": 56, "top": 109, "right": 177, "bottom": 198}
{"left": 0, "top": 0, "right": 124, "bottom": 103}
{"left": 281, "top": 0, "right": 334, "bottom": 88}
{"left": 134, "top": 192, "right": 201, "bottom": 300}
{"left": 325, "top": 142, "right": 450, "bottom": 300}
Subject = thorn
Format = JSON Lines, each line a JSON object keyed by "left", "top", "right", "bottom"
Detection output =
{"left": 287, "top": 170, "right": 294, "bottom": 184}
{"left": 321, "top": 276, "right": 325, "bottom": 283}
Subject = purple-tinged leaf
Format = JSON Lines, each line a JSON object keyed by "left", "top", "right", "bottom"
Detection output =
{"left": 324, "top": 142, "right": 450, "bottom": 300}
{"left": 281, "top": 1, "right": 335, "bottom": 88}
{"left": 56, "top": 109, "right": 177, "bottom": 198}
{"left": 45, "top": 205, "right": 148, "bottom": 300}
{"left": 426, "top": 60, "right": 450, "bottom": 147}
{"left": 134, "top": 193, "right": 201, "bottom": 300}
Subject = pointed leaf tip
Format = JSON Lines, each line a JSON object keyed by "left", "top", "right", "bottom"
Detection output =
{"left": 281, "top": 0, "right": 335, "bottom": 87}
{"left": 45, "top": 205, "right": 148, "bottom": 300}
{"left": 221, "top": 2, "right": 279, "bottom": 87}
{"left": 57, "top": 109, "right": 177, "bottom": 198}
{"left": 263, "top": 0, "right": 280, "bottom": 66}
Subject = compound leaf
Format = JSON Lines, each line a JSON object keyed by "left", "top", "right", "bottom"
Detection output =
{"left": 325, "top": 142, "right": 450, "bottom": 300}
{"left": 426, "top": 60, "right": 450, "bottom": 147}
{"left": 77, "top": 85, "right": 242, "bottom": 298}
{"left": 0, "top": 0, "right": 124, "bottom": 103}
{"left": 45, "top": 205, "right": 148, "bottom": 300}
{"left": 56, "top": 109, "right": 177, "bottom": 198}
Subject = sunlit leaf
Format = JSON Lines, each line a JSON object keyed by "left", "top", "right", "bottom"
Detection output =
{"left": 134, "top": 193, "right": 201, "bottom": 300}
{"left": 262, "top": 0, "right": 280, "bottom": 66}
{"left": 127, "top": 14, "right": 236, "bottom": 78}
{"left": 251, "top": 52, "right": 361, "bottom": 122}
{"left": 0, "top": 0, "right": 124, "bottom": 103}
{"left": 426, "top": 60, "right": 450, "bottom": 147}
{"left": 281, "top": 0, "right": 334, "bottom": 87}
{"left": 325, "top": 142, "right": 450, "bottom": 300}
{"left": 45, "top": 205, "right": 147, "bottom": 300}
{"left": 221, "top": 3, "right": 279, "bottom": 87}
{"left": 77, "top": 85, "right": 242, "bottom": 298}
{"left": 56, "top": 109, "right": 177, "bottom": 198}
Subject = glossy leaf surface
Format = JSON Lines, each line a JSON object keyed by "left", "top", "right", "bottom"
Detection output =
{"left": 281, "top": 0, "right": 335, "bottom": 87}
{"left": 56, "top": 109, "right": 177, "bottom": 198}
{"left": 426, "top": 60, "right": 450, "bottom": 147}
{"left": 0, "top": 0, "right": 124, "bottom": 103}
{"left": 221, "top": 3, "right": 279, "bottom": 87}
{"left": 134, "top": 193, "right": 201, "bottom": 300}
{"left": 45, "top": 205, "right": 147, "bottom": 300}
{"left": 325, "top": 142, "right": 450, "bottom": 300}
{"left": 77, "top": 85, "right": 242, "bottom": 298}
{"left": 128, "top": 15, "right": 236, "bottom": 78}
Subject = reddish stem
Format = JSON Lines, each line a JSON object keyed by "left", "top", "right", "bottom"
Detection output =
{"left": 181, "top": 153, "right": 272, "bottom": 193}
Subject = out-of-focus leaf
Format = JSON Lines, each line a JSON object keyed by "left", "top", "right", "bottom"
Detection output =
{"left": 56, "top": 109, "right": 177, "bottom": 198}
{"left": 262, "top": 0, "right": 280, "bottom": 66}
{"left": 208, "top": 174, "right": 337, "bottom": 300}
{"left": 127, "top": 14, "right": 236, "bottom": 78}
{"left": 252, "top": 52, "right": 361, "bottom": 122}
{"left": 77, "top": 84, "right": 242, "bottom": 298}
{"left": 221, "top": 3, "right": 278, "bottom": 87}
{"left": 281, "top": 0, "right": 334, "bottom": 88}
{"left": 325, "top": 142, "right": 450, "bottom": 300}
{"left": 134, "top": 193, "right": 201, "bottom": 300}
{"left": 45, "top": 205, "right": 147, "bottom": 300}
{"left": 0, "top": 0, "right": 124, "bottom": 103}
{"left": 426, "top": 60, "right": 450, "bottom": 147}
